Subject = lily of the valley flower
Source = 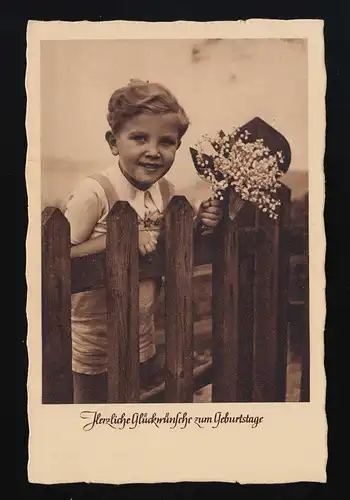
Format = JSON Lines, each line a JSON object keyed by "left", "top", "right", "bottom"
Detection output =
{"left": 191, "top": 128, "right": 285, "bottom": 219}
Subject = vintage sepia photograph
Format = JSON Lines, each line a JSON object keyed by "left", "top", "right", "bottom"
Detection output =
{"left": 26, "top": 19, "right": 327, "bottom": 486}
{"left": 40, "top": 36, "right": 309, "bottom": 405}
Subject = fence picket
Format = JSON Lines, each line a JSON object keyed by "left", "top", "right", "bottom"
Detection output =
{"left": 41, "top": 185, "right": 304, "bottom": 405}
{"left": 106, "top": 201, "right": 139, "bottom": 403}
{"left": 42, "top": 208, "right": 73, "bottom": 404}
{"left": 299, "top": 229, "right": 310, "bottom": 402}
{"left": 253, "top": 185, "right": 291, "bottom": 402}
{"left": 252, "top": 212, "right": 277, "bottom": 402}
{"left": 164, "top": 196, "right": 194, "bottom": 402}
{"left": 212, "top": 189, "right": 239, "bottom": 402}
{"left": 300, "top": 288, "right": 310, "bottom": 402}
{"left": 237, "top": 232, "right": 256, "bottom": 402}
{"left": 235, "top": 203, "right": 256, "bottom": 402}
{"left": 276, "top": 185, "right": 292, "bottom": 401}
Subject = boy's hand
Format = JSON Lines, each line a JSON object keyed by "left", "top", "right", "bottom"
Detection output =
{"left": 199, "top": 199, "right": 223, "bottom": 228}
{"left": 139, "top": 230, "right": 159, "bottom": 256}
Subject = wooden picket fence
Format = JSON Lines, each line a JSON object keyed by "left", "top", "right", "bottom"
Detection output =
{"left": 41, "top": 184, "right": 309, "bottom": 404}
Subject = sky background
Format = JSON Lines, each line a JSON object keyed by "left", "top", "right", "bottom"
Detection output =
{"left": 41, "top": 38, "right": 308, "bottom": 207}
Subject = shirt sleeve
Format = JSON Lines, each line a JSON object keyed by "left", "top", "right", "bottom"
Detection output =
{"left": 64, "top": 178, "right": 107, "bottom": 245}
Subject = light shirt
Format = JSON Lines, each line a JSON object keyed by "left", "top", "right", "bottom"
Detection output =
{"left": 65, "top": 164, "right": 164, "bottom": 245}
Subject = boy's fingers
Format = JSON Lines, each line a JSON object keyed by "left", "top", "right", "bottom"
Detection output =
{"left": 145, "top": 231, "right": 158, "bottom": 243}
{"left": 139, "top": 232, "right": 157, "bottom": 247}
{"left": 139, "top": 245, "right": 147, "bottom": 256}
{"left": 209, "top": 199, "right": 222, "bottom": 207}
{"left": 201, "top": 213, "right": 219, "bottom": 221}
{"left": 201, "top": 218, "right": 219, "bottom": 228}
{"left": 201, "top": 199, "right": 222, "bottom": 209}
{"left": 144, "top": 242, "right": 155, "bottom": 253}
{"left": 201, "top": 206, "right": 221, "bottom": 215}
{"left": 201, "top": 200, "right": 211, "bottom": 209}
{"left": 200, "top": 211, "right": 221, "bottom": 220}
{"left": 148, "top": 232, "right": 158, "bottom": 243}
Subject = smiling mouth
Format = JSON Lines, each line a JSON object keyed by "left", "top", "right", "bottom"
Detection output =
{"left": 139, "top": 163, "right": 163, "bottom": 171}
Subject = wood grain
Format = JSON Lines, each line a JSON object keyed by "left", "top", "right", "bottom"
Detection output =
{"left": 275, "top": 184, "right": 292, "bottom": 401}
{"left": 212, "top": 189, "right": 239, "bottom": 402}
{"left": 140, "top": 361, "right": 212, "bottom": 403}
{"left": 252, "top": 185, "right": 291, "bottom": 402}
{"left": 237, "top": 234, "right": 255, "bottom": 402}
{"left": 106, "top": 201, "right": 139, "bottom": 403}
{"left": 42, "top": 184, "right": 307, "bottom": 405}
{"left": 299, "top": 249, "right": 310, "bottom": 402}
{"left": 42, "top": 208, "right": 73, "bottom": 404}
{"left": 164, "top": 196, "right": 194, "bottom": 402}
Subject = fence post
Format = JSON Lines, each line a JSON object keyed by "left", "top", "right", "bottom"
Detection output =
{"left": 164, "top": 196, "right": 194, "bottom": 403}
{"left": 106, "top": 201, "right": 139, "bottom": 403}
{"left": 253, "top": 184, "right": 291, "bottom": 402}
{"left": 300, "top": 230, "right": 310, "bottom": 402}
{"left": 42, "top": 207, "right": 73, "bottom": 404}
{"left": 236, "top": 202, "right": 257, "bottom": 402}
{"left": 276, "top": 184, "right": 292, "bottom": 401}
{"left": 300, "top": 285, "right": 310, "bottom": 402}
{"left": 212, "top": 189, "right": 239, "bottom": 402}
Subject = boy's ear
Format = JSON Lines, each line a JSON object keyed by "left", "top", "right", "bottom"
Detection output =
{"left": 177, "top": 139, "right": 182, "bottom": 150}
{"left": 105, "top": 130, "right": 119, "bottom": 156}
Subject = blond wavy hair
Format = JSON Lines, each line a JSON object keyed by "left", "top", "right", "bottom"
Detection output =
{"left": 107, "top": 79, "right": 190, "bottom": 139}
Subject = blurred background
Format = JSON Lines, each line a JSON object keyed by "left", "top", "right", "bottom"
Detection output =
{"left": 41, "top": 38, "right": 309, "bottom": 402}
{"left": 41, "top": 38, "right": 308, "bottom": 208}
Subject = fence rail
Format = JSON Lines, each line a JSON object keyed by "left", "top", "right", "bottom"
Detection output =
{"left": 41, "top": 184, "right": 309, "bottom": 404}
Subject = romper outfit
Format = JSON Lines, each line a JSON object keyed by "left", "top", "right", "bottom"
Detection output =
{"left": 64, "top": 165, "right": 175, "bottom": 378}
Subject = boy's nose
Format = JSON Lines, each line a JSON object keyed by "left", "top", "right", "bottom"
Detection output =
{"left": 145, "top": 144, "right": 161, "bottom": 158}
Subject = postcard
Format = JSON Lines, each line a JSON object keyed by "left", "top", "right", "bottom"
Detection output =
{"left": 26, "top": 19, "right": 326, "bottom": 484}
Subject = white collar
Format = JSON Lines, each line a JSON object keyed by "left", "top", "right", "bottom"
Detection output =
{"left": 112, "top": 164, "right": 163, "bottom": 214}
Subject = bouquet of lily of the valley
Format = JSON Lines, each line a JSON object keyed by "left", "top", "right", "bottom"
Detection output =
{"left": 190, "top": 117, "right": 291, "bottom": 220}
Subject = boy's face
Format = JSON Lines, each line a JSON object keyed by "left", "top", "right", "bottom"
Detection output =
{"left": 107, "top": 113, "right": 181, "bottom": 187}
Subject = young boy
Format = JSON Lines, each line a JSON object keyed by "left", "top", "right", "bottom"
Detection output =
{"left": 65, "top": 79, "right": 222, "bottom": 403}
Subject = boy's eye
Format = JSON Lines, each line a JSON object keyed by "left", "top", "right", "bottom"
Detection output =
{"left": 132, "top": 134, "right": 147, "bottom": 142}
{"left": 161, "top": 137, "right": 177, "bottom": 146}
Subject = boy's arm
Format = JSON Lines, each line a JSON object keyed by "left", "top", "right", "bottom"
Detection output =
{"left": 66, "top": 179, "right": 158, "bottom": 259}
{"left": 71, "top": 231, "right": 158, "bottom": 258}
{"left": 64, "top": 179, "right": 105, "bottom": 258}
{"left": 70, "top": 235, "right": 106, "bottom": 259}
{"left": 193, "top": 198, "right": 223, "bottom": 235}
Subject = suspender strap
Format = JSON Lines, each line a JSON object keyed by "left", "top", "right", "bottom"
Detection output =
{"left": 88, "top": 173, "right": 119, "bottom": 212}
{"left": 89, "top": 173, "right": 173, "bottom": 213}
